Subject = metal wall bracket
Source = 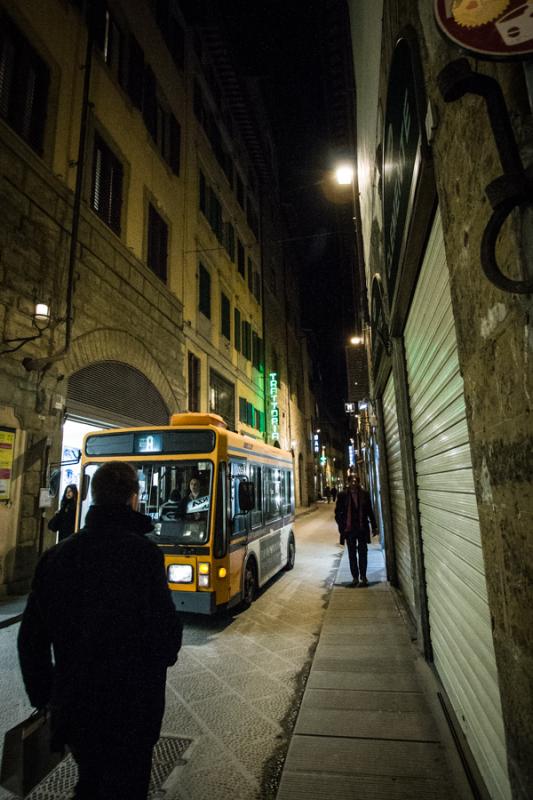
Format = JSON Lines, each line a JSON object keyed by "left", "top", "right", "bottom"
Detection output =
{"left": 437, "top": 58, "right": 533, "bottom": 294}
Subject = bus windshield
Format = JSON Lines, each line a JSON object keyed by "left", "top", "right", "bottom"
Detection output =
{"left": 81, "top": 460, "right": 213, "bottom": 545}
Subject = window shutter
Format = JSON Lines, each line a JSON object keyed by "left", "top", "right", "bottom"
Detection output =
{"left": 143, "top": 65, "right": 157, "bottom": 138}
{"left": 127, "top": 34, "right": 144, "bottom": 109}
{"left": 110, "top": 157, "right": 123, "bottom": 234}
{"left": 0, "top": 31, "right": 15, "bottom": 120}
{"left": 89, "top": 0, "right": 107, "bottom": 52}
{"left": 169, "top": 114, "right": 181, "bottom": 175}
{"left": 234, "top": 308, "right": 241, "bottom": 351}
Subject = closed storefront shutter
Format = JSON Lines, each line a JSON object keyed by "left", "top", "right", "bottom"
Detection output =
{"left": 67, "top": 361, "right": 170, "bottom": 427}
{"left": 382, "top": 373, "right": 415, "bottom": 617}
{"left": 404, "top": 211, "right": 510, "bottom": 800}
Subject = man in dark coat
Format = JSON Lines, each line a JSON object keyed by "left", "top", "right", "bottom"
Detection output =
{"left": 335, "top": 474, "right": 377, "bottom": 587}
{"left": 18, "top": 461, "right": 183, "bottom": 800}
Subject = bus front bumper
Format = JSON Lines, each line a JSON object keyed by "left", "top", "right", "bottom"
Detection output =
{"left": 170, "top": 589, "right": 217, "bottom": 614}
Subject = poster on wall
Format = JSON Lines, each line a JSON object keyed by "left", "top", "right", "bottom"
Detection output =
{"left": 0, "top": 429, "right": 16, "bottom": 502}
{"left": 435, "top": 0, "right": 533, "bottom": 59}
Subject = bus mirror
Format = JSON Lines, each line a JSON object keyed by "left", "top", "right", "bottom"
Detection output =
{"left": 48, "top": 469, "right": 61, "bottom": 498}
{"left": 238, "top": 481, "right": 255, "bottom": 512}
{"left": 81, "top": 474, "right": 90, "bottom": 501}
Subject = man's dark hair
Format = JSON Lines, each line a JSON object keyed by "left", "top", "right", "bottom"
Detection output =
{"left": 91, "top": 462, "right": 139, "bottom": 506}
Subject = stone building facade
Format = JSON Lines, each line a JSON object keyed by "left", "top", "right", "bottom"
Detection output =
{"left": 347, "top": 2, "right": 533, "bottom": 799}
{"left": 0, "top": 0, "right": 312, "bottom": 592}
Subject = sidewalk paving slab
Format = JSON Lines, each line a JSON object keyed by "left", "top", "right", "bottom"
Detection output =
{"left": 276, "top": 544, "right": 475, "bottom": 800}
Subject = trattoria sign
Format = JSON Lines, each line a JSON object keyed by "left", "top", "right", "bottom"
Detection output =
{"left": 434, "top": 0, "right": 533, "bottom": 58}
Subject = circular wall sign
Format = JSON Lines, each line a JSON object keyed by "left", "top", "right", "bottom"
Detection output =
{"left": 434, "top": 0, "right": 533, "bottom": 58}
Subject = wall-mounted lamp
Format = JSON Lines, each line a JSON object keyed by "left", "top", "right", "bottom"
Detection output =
{"left": 349, "top": 335, "right": 364, "bottom": 346}
{"left": 1, "top": 302, "right": 51, "bottom": 355}
{"left": 335, "top": 163, "right": 355, "bottom": 186}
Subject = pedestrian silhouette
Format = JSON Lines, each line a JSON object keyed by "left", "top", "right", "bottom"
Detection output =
{"left": 47, "top": 484, "right": 78, "bottom": 542}
{"left": 335, "top": 474, "right": 377, "bottom": 587}
{"left": 18, "top": 461, "right": 183, "bottom": 800}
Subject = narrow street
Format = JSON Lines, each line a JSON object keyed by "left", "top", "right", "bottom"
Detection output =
{"left": 0, "top": 505, "right": 341, "bottom": 800}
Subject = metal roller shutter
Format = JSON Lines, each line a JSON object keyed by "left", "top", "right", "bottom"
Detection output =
{"left": 404, "top": 211, "right": 510, "bottom": 800}
{"left": 67, "top": 361, "right": 170, "bottom": 427}
{"left": 382, "top": 373, "right": 415, "bottom": 616}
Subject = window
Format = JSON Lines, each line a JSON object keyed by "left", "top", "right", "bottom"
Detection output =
{"left": 188, "top": 352, "right": 200, "bottom": 412}
{"left": 143, "top": 66, "right": 180, "bottom": 174}
{"left": 147, "top": 204, "right": 168, "bottom": 281}
{"left": 208, "top": 188, "right": 222, "bottom": 241}
{"left": 250, "top": 464, "right": 262, "bottom": 528}
{"left": 242, "top": 321, "right": 251, "bottom": 360}
{"left": 224, "top": 221, "right": 235, "bottom": 261}
{"left": 199, "top": 170, "right": 207, "bottom": 215}
{"left": 0, "top": 13, "right": 50, "bottom": 155}
{"left": 236, "top": 173, "right": 245, "bottom": 208}
{"left": 253, "top": 270, "right": 261, "bottom": 304}
{"left": 234, "top": 308, "right": 241, "bottom": 351}
{"left": 199, "top": 263, "right": 211, "bottom": 319}
{"left": 247, "top": 199, "right": 259, "bottom": 238}
{"left": 209, "top": 370, "right": 234, "bottom": 429}
{"left": 94, "top": 3, "right": 125, "bottom": 84}
{"left": 247, "top": 258, "right": 254, "bottom": 292}
{"left": 153, "top": 1, "right": 185, "bottom": 70}
{"left": 252, "top": 332, "right": 263, "bottom": 372}
{"left": 265, "top": 467, "right": 282, "bottom": 523}
{"left": 91, "top": 134, "right": 123, "bottom": 234}
{"left": 237, "top": 240, "right": 245, "bottom": 278}
{"left": 127, "top": 34, "right": 144, "bottom": 109}
{"left": 221, "top": 293, "right": 231, "bottom": 340}
{"left": 239, "top": 396, "right": 247, "bottom": 423}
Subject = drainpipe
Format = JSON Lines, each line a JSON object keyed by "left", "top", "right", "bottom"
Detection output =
{"left": 23, "top": 19, "right": 94, "bottom": 372}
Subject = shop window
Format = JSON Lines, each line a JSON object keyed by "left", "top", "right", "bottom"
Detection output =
{"left": 0, "top": 13, "right": 50, "bottom": 155}
{"left": 91, "top": 134, "right": 123, "bottom": 234}
{"left": 147, "top": 203, "right": 168, "bottom": 281}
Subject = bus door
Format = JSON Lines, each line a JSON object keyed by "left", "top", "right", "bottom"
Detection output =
{"left": 228, "top": 460, "right": 248, "bottom": 600}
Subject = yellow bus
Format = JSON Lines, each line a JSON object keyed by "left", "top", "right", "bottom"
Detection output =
{"left": 78, "top": 412, "right": 296, "bottom": 614}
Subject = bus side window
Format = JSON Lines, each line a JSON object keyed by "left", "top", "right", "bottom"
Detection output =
{"left": 265, "top": 467, "right": 281, "bottom": 523}
{"left": 230, "top": 461, "right": 247, "bottom": 536}
{"left": 282, "top": 470, "right": 292, "bottom": 516}
{"left": 250, "top": 464, "right": 262, "bottom": 529}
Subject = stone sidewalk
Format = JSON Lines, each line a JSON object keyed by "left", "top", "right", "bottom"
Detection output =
{"left": 276, "top": 544, "right": 476, "bottom": 800}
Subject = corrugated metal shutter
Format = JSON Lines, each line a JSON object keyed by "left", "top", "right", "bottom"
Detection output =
{"left": 67, "top": 361, "right": 170, "bottom": 427}
{"left": 404, "top": 211, "right": 510, "bottom": 800}
{"left": 382, "top": 373, "right": 415, "bottom": 616}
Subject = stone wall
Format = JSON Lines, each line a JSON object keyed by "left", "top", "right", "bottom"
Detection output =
{"left": 0, "top": 125, "right": 186, "bottom": 593}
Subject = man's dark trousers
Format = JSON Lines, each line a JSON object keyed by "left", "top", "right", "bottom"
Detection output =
{"left": 345, "top": 531, "right": 367, "bottom": 582}
{"left": 71, "top": 740, "right": 153, "bottom": 799}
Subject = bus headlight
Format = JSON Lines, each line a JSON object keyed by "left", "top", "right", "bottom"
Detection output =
{"left": 168, "top": 564, "right": 193, "bottom": 584}
{"left": 198, "top": 563, "right": 210, "bottom": 587}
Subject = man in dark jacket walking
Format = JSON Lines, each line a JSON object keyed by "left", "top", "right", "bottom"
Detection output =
{"left": 335, "top": 474, "right": 377, "bottom": 587}
{"left": 18, "top": 461, "right": 183, "bottom": 800}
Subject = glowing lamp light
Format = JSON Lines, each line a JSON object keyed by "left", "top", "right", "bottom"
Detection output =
{"left": 350, "top": 335, "right": 364, "bottom": 345}
{"left": 335, "top": 164, "right": 354, "bottom": 185}
{"left": 33, "top": 303, "right": 51, "bottom": 329}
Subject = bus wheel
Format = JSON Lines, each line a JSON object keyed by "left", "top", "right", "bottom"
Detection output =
{"left": 242, "top": 559, "right": 257, "bottom": 607}
{"left": 285, "top": 533, "right": 296, "bottom": 571}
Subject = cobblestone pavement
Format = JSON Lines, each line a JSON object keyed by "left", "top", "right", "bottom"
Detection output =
{"left": 0, "top": 504, "right": 340, "bottom": 800}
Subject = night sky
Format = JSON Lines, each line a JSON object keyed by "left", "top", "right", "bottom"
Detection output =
{"left": 218, "top": 1, "right": 354, "bottom": 415}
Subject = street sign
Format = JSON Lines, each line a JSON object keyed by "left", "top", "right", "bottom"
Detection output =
{"left": 434, "top": 0, "right": 533, "bottom": 59}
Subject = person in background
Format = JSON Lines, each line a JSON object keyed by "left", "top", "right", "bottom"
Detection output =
{"left": 324, "top": 485, "right": 331, "bottom": 503}
{"left": 18, "top": 461, "right": 183, "bottom": 800}
{"left": 48, "top": 484, "right": 78, "bottom": 542}
{"left": 330, "top": 485, "right": 338, "bottom": 503}
{"left": 334, "top": 474, "right": 377, "bottom": 587}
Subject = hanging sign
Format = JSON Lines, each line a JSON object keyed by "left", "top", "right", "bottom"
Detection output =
{"left": 269, "top": 372, "right": 279, "bottom": 442}
{"left": 0, "top": 429, "right": 16, "bottom": 502}
{"left": 434, "top": 0, "right": 533, "bottom": 59}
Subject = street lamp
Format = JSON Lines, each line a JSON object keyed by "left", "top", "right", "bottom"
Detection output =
{"left": 349, "top": 335, "right": 364, "bottom": 346}
{"left": 333, "top": 159, "right": 368, "bottom": 332}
